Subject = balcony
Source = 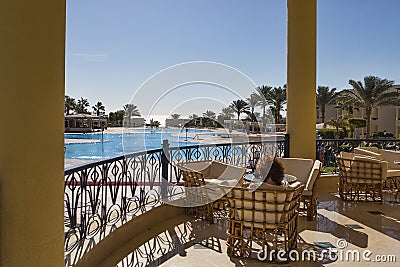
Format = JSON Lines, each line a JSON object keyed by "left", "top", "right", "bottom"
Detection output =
{"left": 64, "top": 140, "right": 400, "bottom": 266}
{"left": 115, "top": 179, "right": 399, "bottom": 267}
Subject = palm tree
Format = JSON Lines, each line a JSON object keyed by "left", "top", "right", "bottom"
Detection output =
{"left": 64, "top": 96, "right": 76, "bottom": 115}
{"left": 92, "top": 101, "right": 105, "bottom": 116}
{"left": 218, "top": 107, "right": 235, "bottom": 124}
{"left": 269, "top": 86, "right": 287, "bottom": 124}
{"left": 108, "top": 110, "right": 125, "bottom": 126}
{"left": 316, "top": 86, "right": 337, "bottom": 123}
{"left": 202, "top": 110, "right": 216, "bottom": 119}
{"left": 255, "top": 85, "right": 272, "bottom": 124}
{"left": 123, "top": 104, "right": 140, "bottom": 116}
{"left": 246, "top": 93, "right": 260, "bottom": 122}
{"left": 123, "top": 104, "right": 141, "bottom": 127}
{"left": 220, "top": 107, "right": 234, "bottom": 118}
{"left": 76, "top": 97, "right": 90, "bottom": 114}
{"left": 230, "top": 99, "right": 250, "bottom": 121}
{"left": 341, "top": 76, "right": 397, "bottom": 138}
{"left": 326, "top": 115, "right": 349, "bottom": 139}
{"left": 170, "top": 114, "right": 180, "bottom": 119}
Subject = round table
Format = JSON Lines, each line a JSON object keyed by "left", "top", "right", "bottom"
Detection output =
{"left": 284, "top": 174, "right": 297, "bottom": 183}
{"left": 244, "top": 173, "right": 298, "bottom": 184}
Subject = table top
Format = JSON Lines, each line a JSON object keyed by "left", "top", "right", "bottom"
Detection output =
{"left": 284, "top": 174, "right": 297, "bottom": 183}
{"left": 243, "top": 173, "right": 256, "bottom": 181}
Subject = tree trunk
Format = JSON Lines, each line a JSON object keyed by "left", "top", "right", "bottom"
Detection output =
{"left": 262, "top": 106, "right": 266, "bottom": 130}
{"left": 366, "top": 108, "right": 372, "bottom": 139}
{"left": 321, "top": 106, "right": 325, "bottom": 123}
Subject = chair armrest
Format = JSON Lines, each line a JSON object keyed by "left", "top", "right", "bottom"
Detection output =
{"left": 208, "top": 161, "right": 246, "bottom": 180}
{"left": 176, "top": 160, "right": 212, "bottom": 176}
{"left": 379, "top": 149, "right": 400, "bottom": 169}
{"left": 216, "top": 165, "right": 246, "bottom": 181}
{"left": 305, "top": 160, "right": 322, "bottom": 192}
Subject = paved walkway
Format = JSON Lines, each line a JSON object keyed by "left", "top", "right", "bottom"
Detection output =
{"left": 64, "top": 158, "right": 94, "bottom": 169}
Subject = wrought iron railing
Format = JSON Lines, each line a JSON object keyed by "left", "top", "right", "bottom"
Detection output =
{"left": 316, "top": 138, "right": 400, "bottom": 171}
{"left": 64, "top": 139, "right": 287, "bottom": 266}
{"left": 64, "top": 135, "right": 400, "bottom": 265}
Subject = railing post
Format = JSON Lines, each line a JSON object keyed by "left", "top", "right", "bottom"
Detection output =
{"left": 161, "top": 139, "right": 170, "bottom": 199}
{"left": 284, "top": 133, "right": 290, "bottom": 158}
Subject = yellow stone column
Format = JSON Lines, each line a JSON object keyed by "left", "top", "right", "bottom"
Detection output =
{"left": 0, "top": 1, "right": 65, "bottom": 266}
{"left": 287, "top": 0, "right": 317, "bottom": 159}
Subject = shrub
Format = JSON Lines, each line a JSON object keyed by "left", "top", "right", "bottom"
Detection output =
{"left": 371, "top": 131, "right": 394, "bottom": 138}
{"left": 385, "top": 132, "right": 394, "bottom": 138}
{"left": 317, "top": 129, "right": 345, "bottom": 139}
{"left": 348, "top": 118, "right": 366, "bottom": 128}
{"left": 321, "top": 166, "right": 335, "bottom": 174}
{"left": 370, "top": 142, "right": 381, "bottom": 148}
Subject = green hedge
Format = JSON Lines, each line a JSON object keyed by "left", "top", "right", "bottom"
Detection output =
{"left": 371, "top": 131, "right": 394, "bottom": 138}
{"left": 348, "top": 118, "right": 366, "bottom": 128}
{"left": 317, "top": 129, "right": 345, "bottom": 139}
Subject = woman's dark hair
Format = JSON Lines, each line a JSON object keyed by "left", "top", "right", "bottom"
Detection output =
{"left": 255, "top": 156, "right": 285, "bottom": 185}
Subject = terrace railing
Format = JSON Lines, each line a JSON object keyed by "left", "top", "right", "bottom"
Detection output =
{"left": 316, "top": 138, "right": 400, "bottom": 172}
{"left": 64, "top": 138, "right": 287, "bottom": 266}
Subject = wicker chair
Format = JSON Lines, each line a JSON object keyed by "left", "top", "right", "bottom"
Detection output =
{"left": 336, "top": 153, "right": 388, "bottom": 202}
{"left": 302, "top": 160, "right": 322, "bottom": 220}
{"left": 177, "top": 160, "right": 246, "bottom": 223}
{"left": 177, "top": 167, "right": 213, "bottom": 221}
{"left": 353, "top": 147, "right": 400, "bottom": 190}
{"left": 279, "top": 158, "right": 322, "bottom": 220}
{"left": 225, "top": 182, "right": 304, "bottom": 261}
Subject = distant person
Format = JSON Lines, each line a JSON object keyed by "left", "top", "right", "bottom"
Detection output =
{"left": 248, "top": 151, "right": 260, "bottom": 171}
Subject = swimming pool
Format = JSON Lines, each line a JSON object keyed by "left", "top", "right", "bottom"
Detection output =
{"left": 65, "top": 128, "right": 206, "bottom": 160}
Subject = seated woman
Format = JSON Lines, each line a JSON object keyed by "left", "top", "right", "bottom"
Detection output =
{"left": 251, "top": 156, "right": 288, "bottom": 188}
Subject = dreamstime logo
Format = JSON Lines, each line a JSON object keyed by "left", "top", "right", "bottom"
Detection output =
{"left": 122, "top": 61, "right": 277, "bottom": 207}
{"left": 257, "top": 238, "right": 396, "bottom": 263}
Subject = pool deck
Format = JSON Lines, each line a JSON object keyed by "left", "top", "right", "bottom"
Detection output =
{"left": 65, "top": 158, "right": 96, "bottom": 168}
{"left": 64, "top": 127, "right": 285, "bottom": 168}
{"left": 65, "top": 138, "right": 104, "bottom": 144}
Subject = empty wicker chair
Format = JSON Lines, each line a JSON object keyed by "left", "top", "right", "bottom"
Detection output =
{"left": 279, "top": 158, "right": 322, "bottom": 220}
{"left": 336, "top": 153, "right": 388, "bottom": 202}
{"left": 225, "top": 182, "right": 304, "bottom": 261}
{"left": 353, "top": 146, "right": 400, "bottom": 190}
{"left": 177, "top": 167, "right": 213, "bottom": 221}
{"left": 177, "top": 160, "right": 246, "bottom": 223}
{"left": 302, "top": 160, "right": 322, "bottom": 220}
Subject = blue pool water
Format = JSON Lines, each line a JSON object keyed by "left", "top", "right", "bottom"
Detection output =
{"left": 65, "top": 128, "right": 206, "bottom": 160}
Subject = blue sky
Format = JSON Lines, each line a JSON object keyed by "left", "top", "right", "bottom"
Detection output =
{"left": 66, "top": 0, "right": 400, "bottom": 116}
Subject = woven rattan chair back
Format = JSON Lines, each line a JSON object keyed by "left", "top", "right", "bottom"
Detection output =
{"left": 336, "top": 155, "right": 387, "bottom": 202}
{"left": 225, "top": 183, "right": 304, "bottom": 261}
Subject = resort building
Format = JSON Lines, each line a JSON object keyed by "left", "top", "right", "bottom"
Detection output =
{"left": 65, "top": 114, "right": 107, "bottom": 133}
{"left": 223, "top": 119, "right": 286, "bottom": 133}
{"left": 165, "top": 118, "right": 190, "bottom": 127}
{"left": 317, "top": 85, "right": 400, "bottom": 137}
{"left": 123, "top": 117, "right": 145, "bottom": 127}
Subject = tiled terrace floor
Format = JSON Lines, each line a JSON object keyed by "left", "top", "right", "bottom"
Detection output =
{"left": 117, "top": 178, "right": 400, "bottom": 267}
